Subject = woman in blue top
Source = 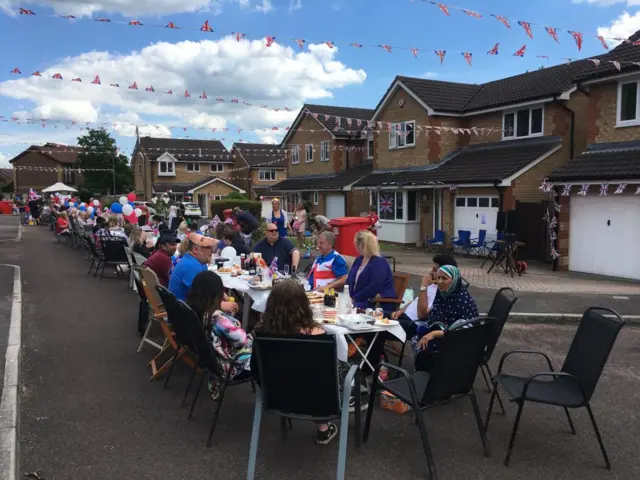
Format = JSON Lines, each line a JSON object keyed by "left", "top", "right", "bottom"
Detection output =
{"left": 270, "top": 198, "right": 291, "bottom": 238}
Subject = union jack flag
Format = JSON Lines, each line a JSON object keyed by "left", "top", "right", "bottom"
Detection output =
{"left": 129, "top": 81, "right": 138, "bottom": 89}
{"left": 578, "top": 184, "right": 589, "bottom": 196}
{"left": 487, "top": 43, "right": 499, "bottom": 55}
{"left": 462, "top": 9, "right": 482, "bottom": 18}
{"left": 599, "top": 184, "right": 608, "bottom": 196}
{"left": 200, "top": 91, "right": 208, "bottom": 99}
{"left": 231, "top": 99, "right": 239, "bottom": 103}
{"left": 265, "top": 36, "right": 276, "bottom": 47}
{"left": 165, "top": 22, "right": 178, "bottom": 29}
{"left": 635, "top": 186, "right": 640, "bottom": 195}
{"left": 614, "top": 183, "right": 627, "bottom": 194}
{"left": 569, "top": 31, "right": 583, "bottom": 51}
{"left": 435, "top": 50, "right": 446, "bottom": 64}
{"left": 514, "top": 45, "right": 526, "bottom": 57}
{"left": 200, "top": 20, "right": 213, "bottom": 32}
{"left": 596, "top": 36, "right": 609, "bottom": 50}
{"left": 545, "top": 27, "right": 559, "bottom": 43}
{"left": 184, "top": 90, "right": 190, "bottom": 97}
{"left": 52, "top": 73, "right": 63, "bottom": 79}
{"left": 19, "top": 8, "right": 35, "bottom": 14}
{"left": 217, "top": 97, "right": 224, "bottom": 102}
{"left": 32, "top": 71, "right": 42, "bottom": 77}
{"left": 129, "top": 20, "right": 142, "bottom": 26}
{"left": 492, "top": 14, "right": 511, "bottom": 29}
{"left": 325, "top": 41, "right": 334, "bottom": 48}
{"left": 462, "top": 52, "right": 472, "bottom": 66}
{"left": 145, "top": 85, "right": 154, "bottom": 92}
{"left": 380, "top": 196, "right": 394, "bottom": 213}
{"left": 561, "top": 184, "right": 571, "bottom": 196}
{"left": 411, "top": 48, "right": 419, "bottom": 58}
{"left": 294, "top": 39, "right": 305, "bottom": 50}
{"left": 72, "top": 77, "right": 81, "bottom": 82}
{"left": 518, "top": 21, "right": 533, "bottom": 39}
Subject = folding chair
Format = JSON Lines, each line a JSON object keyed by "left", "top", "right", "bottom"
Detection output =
{"left": 86, "top": 235, "right": 105, "bottom": 277}
{"left": 99, "top": 238, "right": 129, "bottom": 280}
{"left": 481, "top": 232, "right": 504, "bottom": 268}
{"left": 371, "top": 272, "right": 409, "bottom": 311}
{"left": 469, "top": 229, "right": 488, "bottom": 256}
{"left": 363, "top": 318, "right": 494, "bottom": 480}
{"left": 451, "top": 230, "right": 471, "bottom": 256}
{"left": 425, "top": 229, "right": 446, "bottom": 252}
{"left": 248, "top": 332, "right": 361, "bottom": 480}
{"left": 485, "top": 307, "right": 625, "bottom": 468}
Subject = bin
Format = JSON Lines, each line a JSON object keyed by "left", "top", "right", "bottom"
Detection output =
{"left": 329, "top": 217, "right": 373, "bottom": 257}
{"left": 223, "top": 208, "right": 233, "bottom": 220}
{"left": 0, "top": 201, "right": 13, "bottom": 215}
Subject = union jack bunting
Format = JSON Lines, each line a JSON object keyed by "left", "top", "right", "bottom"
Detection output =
{"left": 545, "top": 27, "right": 559, "bottom": 43}
{"left": 435, "top": 50, "right": 446, "bottom": 64}
{"left": 538, "top": 178, "right": 552, "bottom": 193}
{"left": 492, "top": 14, "right": 510, "bottom": 28}
{"left": 449, "top": 184, "right": 458, "bottom": 192}
{"left": 234, "top": 32, "right": 246, "bottom": 42}
{"left": 636, "top": 185, "right": 640, "bottom": 195}
{"left": 614, "top": 183, "right": 627, "bottom": 194}
{"left": 265, "top": 36, "right": 276, "bottom": 47}
{"left": 578, "top": 184, "right": 589, "bottom": 196}
{"left": 200, "top": 20, "right": 213, "bottom": 32}
{"left": 462, "top": 9, "right": 482, "bottom": 18}
{"left": 487, "top": 43, "right": 499, "bottom": 55}
{"left": 462, "top": 52, "right": 473, "bottom": 66}
{"left": 129, "top": 20, "right": 142, "bottom": 26}
{"left": 550, "top": 246, "right": 561, "bottom": 260}
{"left": 554, "top": 202, "right": 561, "bottom": 212}
{"left": 548, "top": 216, "right": 558, "bottom": 229}
{"left": 596, "top": 36, "right": 609, "bottom": 50}
{"left": 436, "top": 3, "right": 450, "bottom": 16}
{"left": 294, "top": 39, "right": 305, "bottom": 50}
{"left": 514, "top": 45, "right": 526, "bottom": 57}
{"left": 561, "top": 184, "right": 571, "bottom": 196}
{"left": 599, "top": 184, "right": 608, "bottom": 196}
{"left": 569, "top": 31, "right": 584, "bottom": 50}
{"left": 518, "top": 21, "right": 534, "bottom": 39}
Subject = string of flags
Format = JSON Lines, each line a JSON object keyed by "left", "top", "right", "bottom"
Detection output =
{"left": 13, "top": 4, "right": 630, "bottom": 54}
{"left": 540, "top": 178, "right": 640, "bottom": 197}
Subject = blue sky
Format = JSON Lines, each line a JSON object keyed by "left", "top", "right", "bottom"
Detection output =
{"left": 0, "top": 0, "right": 638, "bottom": 166}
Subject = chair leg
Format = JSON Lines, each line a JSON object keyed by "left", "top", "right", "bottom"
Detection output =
{"left": 180, "top": 354, "right": 199, "bottom": 404}
{"left": 87, "top": 258, "right": 95, "bottom": 275}
{"left": 138, "top": 318, "right": 156, "bottom": 353}
{"left": 480, "top": 364, "right": 491, "bottom": 392}
{"left": 469, "top": 390, "right": 491, "bottom": 458}
{"left": 564, "top": 407, "right": 576, "bottom": 435}
{"left": 188, "top": 371, "right": 206, "bottom": 419}
{"left": 585, "top": 403, "right": 611, "bottom": 469}
{"left": 161, "top": 346, "right": 180, "bottom": 390}
{"left": 100, "top": 263, "right": 106, "bottom": 280}
{"left": 504, "top": 401, "right": 525, "bottom": 467}
{"left": 484, "top": 379, "right": 499, "bottom": 432}
{"left": 206, "top": 377, "right": 229, "bottom": 447}
{"left": 337, "top": 378, "right": 354, "bottom": 480}
{"left": 246, "top": 390, "right": 264, "bottom": 480}
{"left": 412, "top": 400, "right": 437, "bottom": 479}
{"left": 362, "top": 376, "right": 379, "bottom": 443}
{"left": 484, "top": 364, "right": 505, "bottom": 415}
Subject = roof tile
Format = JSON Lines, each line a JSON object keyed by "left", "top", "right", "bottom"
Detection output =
{"left": 549, "top": 141, "right": 640, "bottom": 181}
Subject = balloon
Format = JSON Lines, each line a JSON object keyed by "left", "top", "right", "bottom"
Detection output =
{"left": 93, "top": 199, "right": 100, "bottom": 207}
{"left": 110, "top": 202, "right": 122, "bottom": 214}
{"left": 87, "top": 206, "right": 94, "bottom": 214}
{"left": 89, "top": 212, "right": 95, "bottom": 219}
{"left": 125, "top": 212, "right": 137, "bottom": 224}
{"left": 79, "top": 205, "right": 87, "bottom": 211}
{"left": 134, "top": 208, "right": 142, "bottom": 217}
{"left": 122, "top": 204, "right": 134, "bottom": 216}
{"left": 127, "top": 192, "right": 136, "bottom": 202}
{"left": 69, "top": 202, "right": 75, "bottom": 207}
{"left": 80, "top": 202, "right": 86, "bottom": 207}
{"left": 119, "top": 196, "right": 128, "bottom": 206}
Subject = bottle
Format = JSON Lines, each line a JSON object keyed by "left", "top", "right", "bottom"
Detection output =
{"left": 249, "top": 256, "right": 256, "bottom": 275}
{"left": 240, "top": 254, "right": 246, "bottom": 270}
{"left": 378, "top": 356, "right": 388, "bottom": 382}
{"left": 343, "top": 285, "right": 352, "bottom": 312}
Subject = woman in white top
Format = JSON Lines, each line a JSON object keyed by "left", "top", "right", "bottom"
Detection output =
{"left": 293, "top": 202, "right": 307, "bottom": 247}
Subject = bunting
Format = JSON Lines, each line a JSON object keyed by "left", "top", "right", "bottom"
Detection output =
{"left": 518, "top": 21, "right": 534, "bottom": 39}
{"left": 462, "top": 52, "right": 472, "bottom": 66}
{"left": 569, "top": 31, "right": 583, "bottom": 51}
{"left": 294, "top": 38, "right": 305, "bottom": 50}
{"left": 545, "top": 26, "right": 559, "bottom": 43}
{"left": 411, "top": 48, "right": 419, "bottom": 58}
{"left": 234, "top": 32, "right": 246, "bottom": 42}
{"left": 487, "top": 43, "right": 499, "bottom": 55}
{"left": 492, "top": 14, "right": 510, "bottom": 29}
{"left": 435, "top": 50, "right": 446, "bottom": 64}
{"left": 514, "top": 45, "right": 526, "bottom": 57}
{"left": 436, "top": 3, "right": 450, "bottom": 16}
{"left": 265, "top": 36, "right": 276, "bottom": 47}
{"left": 200, "top": 20, "right": 213, "bottom": 32}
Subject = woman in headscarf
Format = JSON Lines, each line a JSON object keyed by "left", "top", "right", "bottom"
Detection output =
{"left": 411, "top": 265, "right": 479, "bottom": 372}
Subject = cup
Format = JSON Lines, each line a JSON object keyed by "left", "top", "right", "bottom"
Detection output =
{"left": 284, "top": 265, "right": 290, "bottom": 277}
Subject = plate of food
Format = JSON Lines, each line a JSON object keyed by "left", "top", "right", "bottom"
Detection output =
{"left": 249, "top": 282, "right": 271, "bottom": 291}
{"left": 217, "top": 267, "right": 233, "bottom": 274}
{"left": 374, "top": 318, "right": 399, "bottom": 327}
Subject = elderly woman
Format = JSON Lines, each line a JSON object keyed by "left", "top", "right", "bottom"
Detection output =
{"left": 346, "top": 230, "right": 396, "bottom": 312}
{"left": 411, "top": 265, "right": 479, "bottom": 372}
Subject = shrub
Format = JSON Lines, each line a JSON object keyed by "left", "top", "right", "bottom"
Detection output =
{"left": 210, "top": 199, "right": 261, "bottom": 219}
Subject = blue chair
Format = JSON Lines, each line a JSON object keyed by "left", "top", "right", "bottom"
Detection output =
{"left": 302, "top": 246, "right": 312, "bottom": 259}
{"left": 452, "top": 230, "right": 472, "bottom": 256}
{"left": 469, "top": 230, "right": 488, "bottom": 256}
{"left": 425, "top": 229, "right": 446, "bottom": 252}
{"left": 481, "top": 232, "right": 504, "bottom": 268}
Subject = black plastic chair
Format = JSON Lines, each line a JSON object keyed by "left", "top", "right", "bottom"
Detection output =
{"left": 479, "top": 287, "right": 518, "bottom": 414}
{"left": 175, "top": 299, "right": 254, "bottom": 447}
{"left": 364, "top": 318, "right": 493, "bottom": 480}
{"left": 86, "top": 235, "right": 105, "bottom": 277}
{"left": 99, "top": 238, "right": 129, "bottom": 280}
{"left": 484, "top": 307, "right": 625, "bottom": 468}
{"left": 247, "top": 332, "right": 360, "bottom": 480}
{"left": 155, "top": 286, "right": 199, "bottom": 399}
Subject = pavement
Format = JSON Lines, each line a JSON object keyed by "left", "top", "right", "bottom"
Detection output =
{"left": 2, "top": 222, "right": 640, "bottom": 479}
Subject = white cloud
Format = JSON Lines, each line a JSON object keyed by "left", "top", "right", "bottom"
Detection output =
{"left": 0, "top": 153, "right": 9, "bottom": 168}
{"left": 0, "top": 0, "right": 273, "bottom": 17}
{"left": 573, "top": 0, "right": 640, "bottom": 5}
{"left": 258, "top": 134, "right": 280, "bottom": 144}
{"left": 423, "top": 71, "right": 439, "bottom": 79}
{"left": 0, "top": 36, "right": 367, "bottom": 141}
{"left": 288, "top": 0, "right": 302, "bottom": 11}
{"left": 597, "top": 11, "right": 640, "bottom": 43}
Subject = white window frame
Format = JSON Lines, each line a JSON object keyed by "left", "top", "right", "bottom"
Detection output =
{"left": 313, "top": 191, "right": 319, "bottom": 205}
{"left": 258, "top": 169, "right": 277, "bottom": 181}
{"left": 305, "top": 144, "right": 314, "bottom": 163}
{"left": 158, "top": 159, "right": 175, "bottom": 177}
{"left": 211, "top": 194, "right": 224, "bottom": 201}
{"left": 291, "top": 145, "right": 299, "bottom": 164}
{"left": 502, "top": 105, "right": 544, "bottom": 140}
{"left": 367, "top": 134, "right": 374, "bottom": 159}
{"left": 377, "top": 190, "right": 420, "bottom": 223}
{"left": 388, "top": 121, "right": 416, "bottom": 150}
{"left": 209, "top": 163, "right": 224, "bottom": 173}
{"left": 320, "top": 141, "right": 330, "bottom": 162}
{"left": 616, "top": 79, "right": 640, "bottom": 127}
{"left": 185, "top": 162, "right": 200, "bottom": 172}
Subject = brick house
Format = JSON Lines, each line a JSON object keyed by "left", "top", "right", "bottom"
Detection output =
{"left": 549, "top": 35, "right": 640, "bottom": 280}
{"left": 229, "top": 142, "right": 287, "bottom": 200}
{"left": 271, "top": 104, "right": 375, "bottom": 218}
{"left": 131, "top": 137, "right": 245, "bottom": 216}
{"left": 9, "top": 143, "right": 84, "bottom": 194}
{"left": 354, "top": 66, "right": 595, "bottom": 254}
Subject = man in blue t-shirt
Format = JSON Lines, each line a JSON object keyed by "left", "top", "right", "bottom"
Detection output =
{"left": 253, "top": 222, "right": 300, "bottom": 272}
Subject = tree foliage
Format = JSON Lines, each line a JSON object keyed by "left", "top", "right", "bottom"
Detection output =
{"left": 76, "top": 129, "right": 133, "bottom": 195}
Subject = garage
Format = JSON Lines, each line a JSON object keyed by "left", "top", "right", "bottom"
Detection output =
{"left": 454, "top": 195, "right": 500, "bottom": 240}
{"left": 569, "top": 195, "right": 640, "bottom": 280}
{"left": 326, "top": 193, "right": 346, "bottom": 219}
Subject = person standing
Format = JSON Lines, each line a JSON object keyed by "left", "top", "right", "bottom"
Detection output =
{"left": 270, "top": 198, "right": 291, "bottom": 238}
{"left": 366, "top": 205, "right": 381, "bottom": 235}
{"left": 293, "top": 202, "right": 307, "bottom": 247}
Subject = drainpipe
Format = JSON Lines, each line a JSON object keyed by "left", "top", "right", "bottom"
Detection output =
{"left": 553, "top": 98, "right": 575, "bottom": 160}
{"left": 493, "top": 181, "right": 504, "bottom": 232}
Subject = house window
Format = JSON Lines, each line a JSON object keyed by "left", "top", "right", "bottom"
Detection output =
{"left": 186, "top": 162, "right": 200, "bottom": 172}
{"left": 210, "top": 163, "right": 223, "bottom": 173}
{"left": 503, "top": 107, "right": 543, "bottom": 139}
{"left": 320, "top": 141, "right": 330, "bottom": 162}
{"left": 63, "top": 167, "right": 74, "bottom": 184}
{"left": 367, "top": 137, "right": 374, "bottom": 159}
{"left": 618, "top": 80, "right": 640, "bottom": 123}
{"left": 407, "top": 191, "right": 419, "bottom": 221}
{"left": 259, "top": 169, "right": 277, "bottom": 181}
{"left": 388, "top": 121, "right": 416, "bottom": 149}
{"left": 305, "top": 144, "right": 314, "bottom": 163}
{"left": 379, "top": 191, "right": 405, "bottom": 221}
{"left": 291, "top": 146, "right": 299, "bottom": 164}
{"left": 158, "top": 159, "right": 175, "bottom": 176}
{"left": 211, "top": 194, "right": 224, "bottom": 201}
{"left": 313, "top": 191, "right": 319, "bottom": 205}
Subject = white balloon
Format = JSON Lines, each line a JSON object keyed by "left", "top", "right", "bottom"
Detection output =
{"left": 69, "top": 202, "right": 75, "bottom": 207}
{"left": 134, "top": 208, "right": 143, "bottom": 217}
{"left": 122, "top": 204, "right": 134, "bottom": 216}
{"left": 87, "top": 206, "right": 94, "bottom": 214}
{"left": 93, "top": 199, "right": 100, "bottom": 207}
{"left": 80, "top": 202, "right": 86, "bottom": 207}
{"left": 119, "top": 196, "right": 128, "bottom": 205}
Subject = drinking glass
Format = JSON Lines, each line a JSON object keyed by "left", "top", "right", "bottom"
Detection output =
{"left": 284, "top": 265, "right": 290, "bottom": 277}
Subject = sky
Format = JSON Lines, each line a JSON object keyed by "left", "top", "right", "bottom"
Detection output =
{"left": 1, "top": 0, "right": 640, "bottom": 168}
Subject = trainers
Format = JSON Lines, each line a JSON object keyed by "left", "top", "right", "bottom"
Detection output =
{"left": 316, "top": 423, "right": 338, "bottom": 445}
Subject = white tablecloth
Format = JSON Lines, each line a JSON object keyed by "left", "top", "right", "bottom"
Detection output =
{"left": 216, "top": 273, "right": 271, "bottom": 312}
{"left": 323, "top": 323, "right": 406, "bottom": 362}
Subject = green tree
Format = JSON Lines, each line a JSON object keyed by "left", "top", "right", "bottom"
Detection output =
{"left": 76, "top": 128, "right": 133, "bottom": 195}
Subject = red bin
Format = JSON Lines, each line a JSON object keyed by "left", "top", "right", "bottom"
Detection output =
{"left": 328, "top": 217, "right": 373, "bottom": 257}
{"left": 223, "top": 208, "right": 233, "bottom": 220}
{"left": 0, "top": 201, "right": 13, "bottom": 215}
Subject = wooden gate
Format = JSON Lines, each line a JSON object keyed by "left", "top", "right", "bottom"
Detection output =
{"left": 512, "top": 201, "right": 553, "bottom": 263}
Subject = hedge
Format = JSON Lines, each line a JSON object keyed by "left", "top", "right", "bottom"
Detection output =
{"left": 210, "top": 199, "right": 262, "bottom": 219}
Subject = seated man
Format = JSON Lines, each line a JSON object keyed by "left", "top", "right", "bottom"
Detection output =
{"left": 222, "top": 227, "right": 250, "bottom": 256}
{"left": 144, "top": 232, "right": 179, "bottom": 287}
{"left": 307, "top": 231, "right": 348, "bottom": 291}
{"left": 253, "top": 222, "right": 300, "bottom": 273}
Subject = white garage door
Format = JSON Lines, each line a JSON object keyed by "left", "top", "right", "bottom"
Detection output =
{"left": 454, "top": 195, "right": 500, "bottom": 240}
{"left": 569, "top": 195, "right": 640, "bottom": 280}
{"left": 326, "top": 193, "right": 345, "bottom": 219}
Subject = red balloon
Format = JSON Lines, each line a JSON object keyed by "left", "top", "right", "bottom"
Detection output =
{"left": 127, "top": 192, "right": 136, "bottom": 202}
{"left": 125, "top": 212, "right": 137, "bottom": 224}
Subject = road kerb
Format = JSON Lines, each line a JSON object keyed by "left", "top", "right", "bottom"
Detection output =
{"left": 508, "top": 312, "right": 640, "bottom": 325}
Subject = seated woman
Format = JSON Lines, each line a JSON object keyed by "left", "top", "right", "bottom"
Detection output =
{"left": 128, "top": 227, "right": 155, "bottom": 258}
{"left": 411, "top": 265, "right": 479, "bottom": 372}
{"left": 252, "top": 280, "right": 347, "bottom": 446}
{"left": 55, "top": 211, "right": 70, "bottom": 235}
{"left": 346, "top": 231, "right": 396, "bottom": 312}
{"left": 187, "top": 271, "right": 252, "bottom": 400}
{"left": 176, "top": 221, "right": 189, "bottom": 242}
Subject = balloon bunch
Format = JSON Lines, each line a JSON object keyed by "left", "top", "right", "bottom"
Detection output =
{"left": 110, "top": 192, "right": 142, "bottom": 224}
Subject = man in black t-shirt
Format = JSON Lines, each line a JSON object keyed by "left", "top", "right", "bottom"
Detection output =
{"left": 253, "top": 222, "right": 300, "bottom": 272}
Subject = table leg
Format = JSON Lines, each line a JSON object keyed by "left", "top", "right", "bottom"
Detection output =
{"left": 346, "top": 332, "right": 379, "bottom": 373}
{"left": 242, "top": 293, "right": 253, "bottom": 331}
{"left": 487, "top": 249, "right": 506, "bottom": 274}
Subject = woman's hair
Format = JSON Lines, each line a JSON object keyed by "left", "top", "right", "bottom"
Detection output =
{"left": 221, "top": 227, "right": 237, "bottom": 243}
{"left": 354, "top": 230, "right": 380, "bottom": 257}
{"left": 108, "top": 216, "right": 118, "bottom": 228}
{"left": 186, "top": 271, "right": 224, "bottom": 328}
{"left": 177, "top": 237, "right": 189, "bottom": 255}
{"left": 96, "top": 216, "right": 107, "bottom": 227}
{"left": 260, "top": 280, "right": 316, "bottom": 334}
{"left": 215, "top": 223, "right": 226, "bottom": 239}
{"left": 128, "top": 227, "right": 144, "bottom": 246}
{"left": 59, "top": 211, "right": 68, "bottom": 218}
{"left": 178, "top": 221, "right": 188, "bottom": 233}
{"left": 296, "top": 202, "right": 304, "bottom": 210}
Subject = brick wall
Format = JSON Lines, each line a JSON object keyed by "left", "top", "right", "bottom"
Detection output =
{"left": 13, "top": 152, "right": 84, "bottom": 192}
{"left": 348, "top": 189, "right": 370, "bottom": 216}
{"left": 588, "top": 81, "right": 640, "bottom": 144}
{"left": 150, "top": 161, "right": 231, "bottom": 187}
{"left": 467, "top": 111, "right": 503, "bottom": 145}
{"left": 230, "top": 147, "right": 251, "bottom": 194}
{"left": 557, "top": 194, "right": 570, "bottom": 270}
{"left": 284, "top": 115, "right": 334, "bottom": 177}
{"left": 512, "top": 148, "right": 565, "bottom": 202}
{"left": 132, "top": 153, "right": 146, "bottom": 196}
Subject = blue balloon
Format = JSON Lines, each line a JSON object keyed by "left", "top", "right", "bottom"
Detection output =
{"left": 79, "top": 205, "right": 87, "bottom": 211}
{"left": 129, "top": 202, "right": 135, "bottom": 208}
{"left": 64, "top": 201, "right": 69, "bottom": 208}
{"left": 110, "top": 202, "right": 122, "bottom": 214}
{"left": 89, "top": 212, "right": 95, "bottom": 219}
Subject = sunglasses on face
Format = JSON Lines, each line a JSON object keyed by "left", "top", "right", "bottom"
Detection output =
{"left": 266, "top": 229, "right": 278, "bottom": 233}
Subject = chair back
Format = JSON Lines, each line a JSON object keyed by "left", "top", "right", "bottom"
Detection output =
{"left": 253, "top": 332, "right": 341, "bottom": 418}
{"left": 136, "top": 266, "right": 165, "bottom": 316}
{"left": 123, "top": 246, "right": 135, "bottom": 270}
{"left": 434, "top": 229, "right": 445, "bottom": 243}
{"left": 102, "top": 238, "right": 128, "bottom": 263}
{"left": 484, "top": 288, "right": 518, "bottom": 362}
{"left": 477, "top": 230, "right": 487, "bottom": 245}
{"left": 175, "top": 299, "right": 221, "bottom": 374}
{"left": 458, "top": 230, "right": 471, "bottom": 244}
{"left": 155, "top": 286, "right": 195, "bottom": 351}
{"left": 561, "top": 307, "right": 625, "bottom": 401}
{"left": 421, "top": 318, "right": 493, "bottom": 404}
{"left": 132, "top": 268, "right": 147, "bottom": 302}
{"left": 392, "top": 272, "right": 410, "bottom": 302}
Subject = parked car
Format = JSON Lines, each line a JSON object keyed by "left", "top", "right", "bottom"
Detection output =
{"left": 181, "top": 202, "right": 202, "bottom": 218}
{"left": 133, "top": 201, "right": 156, "bottom": 216}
